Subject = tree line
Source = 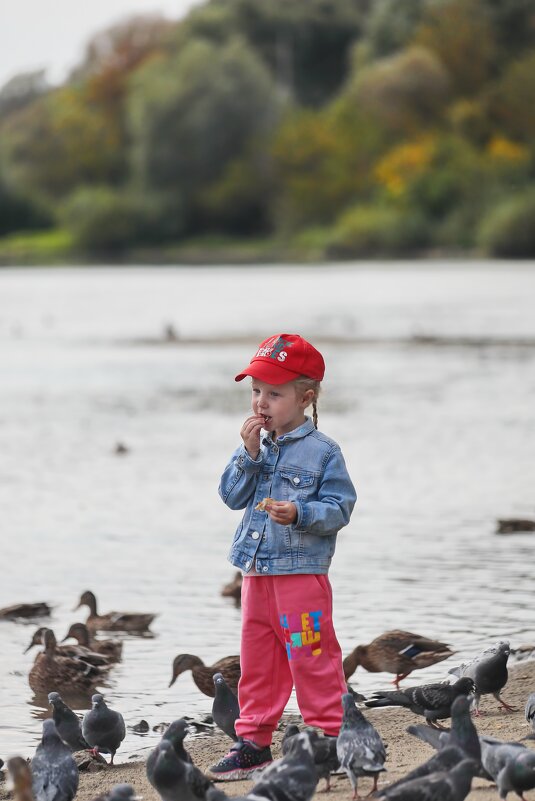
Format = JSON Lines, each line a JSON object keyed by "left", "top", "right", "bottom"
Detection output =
{"left": 1, "top": 0, "right": 535, "bottom": 260}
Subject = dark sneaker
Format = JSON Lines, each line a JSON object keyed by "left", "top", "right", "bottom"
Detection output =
{"left": 206, "top": 738, "right": 273, "bottom": 781}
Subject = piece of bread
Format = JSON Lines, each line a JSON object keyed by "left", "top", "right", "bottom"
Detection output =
{"left": 255, "top": 497, "right": 273, "bottom": 511}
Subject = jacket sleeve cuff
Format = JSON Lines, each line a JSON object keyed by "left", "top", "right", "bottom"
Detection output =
{"left": 293, "top": 500, "right": 309, "bottom": 530}
{"left": 235, "top": 446, "right": 263, "bottom": 472}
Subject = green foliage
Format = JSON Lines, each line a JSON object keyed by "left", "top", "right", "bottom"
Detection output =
{"left": 415, "top": 0, "right": 496, "bottom": 96}
{"left": 478, "top": 189, "right": 535, "bottom": 257}
{"left": 129, "top": 37, "right": 280, "bottom": 200}
{"left": 0, "top": 229, "right": 74, "bottom": 265}
{"left": 0, "top": 176, "right": 52, "bottom": 236}
{"left": 60, "top": 187, "right": 147, "bottom": 254}
{"left": 177, "top": 0, "right": 364, "bottom": 107}
{"left": 488, "top": 51, "right": 535, "bottom": 141}
{"left": 365, "top": 0, "right": 426, "bottom": 57}
{"left": 327, "top": 204, "right": 430, "bottom": 257}
{"left": 2, "top": 87, "right": 125, "bottom": 201}
{"left": 350, "top": 46, "right": 450, "bottom": 135}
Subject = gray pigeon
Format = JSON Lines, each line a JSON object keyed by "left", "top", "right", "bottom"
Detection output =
{"left": 89, "top": 785, "right": 142, "bottom": 801}
{"left": 337, "top": 691, "right": 387, "bottom": 798}
{"left": 281, "top": 725, "right": 339, "bottom": 791}
{"left": 480, "top": 736, "right": 535, "bottom": 799}
{"left": 146, "top": 719, "right": 192, "bottom": 787}
{"left": 212, "top": 673, "right": 240, "bottom": 741}
{"left": 448, "top": 640, "right": 514, "bottom": 714}
{"left": 407, "top": 695, "right": 482, "bottom": 766}
{"left": 375, "top": 758, "right": 477, "bottom": 801}
{"left": 31, "top": 719, "right": 79, "bottom": 801}
{"left": 379, "top": 745, "right": 466, "bottom": 795}
{"left": 525, "top": 692, "right": 535, "bottom": 739}
{"left": 251, "top": 730, "right": 318, "bottom": 801}
{"left": 364, "top": 677, "right": 474, "bottom": 726}
{"left": 48, "top": 692, "right": 89, "bottom": 751}
{"left": 82, "top": 693, "right": 125, "bottom": 765}
{"left": 151, "top": 739, "right": 213, "bottom": 801}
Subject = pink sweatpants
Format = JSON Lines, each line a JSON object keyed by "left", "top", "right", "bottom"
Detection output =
{"left": 235, "top": 573, "right": 347, "bottom": 747}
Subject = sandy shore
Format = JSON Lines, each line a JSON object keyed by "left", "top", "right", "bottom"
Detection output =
{"left": 2, "top": 658, "right": 534, "bottom": 801}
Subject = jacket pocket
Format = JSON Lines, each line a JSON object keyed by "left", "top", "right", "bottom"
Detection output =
{"left": 279, "top": 469, "right": 316, "bottom": 501}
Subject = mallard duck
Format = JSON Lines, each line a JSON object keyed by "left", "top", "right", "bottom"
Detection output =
{"left": 0, "top": 602, "right": 51, "bottom": 620}
{"left": 220, "top": 571, "right": 242, "bottom": 605}
{"left": 169, "top": 654, "right": 240, "bottom": 697}
{"left": 62, "top": 622, "right": 123, "bottom": 662}
{"left": 24, "top": 627, "right": 112, "bottom": 668}
{"left": 29, "top": 629, "right": 107, "bottom": 695}
{"left": 74, "top": 591, "right": 156, "bottom": 632}
{"left": 343, "top": 630, "right": 455, "bottom": 689}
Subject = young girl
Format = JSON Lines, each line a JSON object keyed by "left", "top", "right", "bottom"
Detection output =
{"left": 208, "top": 333, "right": 356, "bottom": 781}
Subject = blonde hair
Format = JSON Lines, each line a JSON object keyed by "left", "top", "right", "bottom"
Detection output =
{"left": 293, "top": 376, "right": 321, "bottom": 429}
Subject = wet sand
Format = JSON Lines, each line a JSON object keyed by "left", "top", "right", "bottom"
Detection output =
{"left": 2, "top": 659, "right": 534, "bottom": 801}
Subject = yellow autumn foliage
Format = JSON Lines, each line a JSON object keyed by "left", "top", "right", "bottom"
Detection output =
{"left": 487, "top": 136, "right": 529, "bottom": 162}
{"left": 374, "top": 137, "right": 436, "bottom": 196}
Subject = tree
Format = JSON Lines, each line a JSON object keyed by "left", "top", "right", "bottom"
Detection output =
{"left": 129, "top": 37, "right": 281, "bottom": 203}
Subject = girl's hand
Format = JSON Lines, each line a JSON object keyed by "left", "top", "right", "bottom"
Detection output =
{"left": 240, "top": 414, "right": 264, "bottom": 459}
{"left": 267, "top": 500, "right": 297, "bottom": 525}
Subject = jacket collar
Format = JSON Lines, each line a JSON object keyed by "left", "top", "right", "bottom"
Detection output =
{"left": 261, "top": 416, "right": 315, "bottom": 446}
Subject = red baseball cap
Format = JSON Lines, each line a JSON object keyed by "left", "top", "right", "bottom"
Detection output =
{"left": 235, "top": 334, "right": 325, "bottom": 384}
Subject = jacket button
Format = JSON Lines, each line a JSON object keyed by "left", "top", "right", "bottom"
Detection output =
{"left": 245, "top": 561, "right": 251, "bottom": 569}
{"left": 293, "top": 476, "right": 300, "bottom": 484}
{"left": 251, "top": 531, "right": 260, "bottom": 540}
{"left": 262, "top": 566, "right": 268, "bottom": 572}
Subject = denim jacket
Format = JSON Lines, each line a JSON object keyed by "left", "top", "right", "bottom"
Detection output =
{"left": 219, "top": 417, "right": 356, "bottom": 575}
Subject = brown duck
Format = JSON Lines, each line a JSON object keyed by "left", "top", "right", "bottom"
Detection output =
{"left": 28, "top": 629, "right": 107, "bottom": 695}
{"left": 24, "top": 627, "right": 112, "bottom": 668}
{"left": 75, "top": 591, "right": 156, "bottom": 632}
{"left": 343, "top": 630, "right": 455, "bottom": 689}
{"left": 0, "top": 602, "right": 51, "bottom": 620}
{"left": 169, "top": 654, "right": 241, "bottom": 697}
{"left": 220, "top": 571, "right": 243, "bottom": 606}
{"left": 62, "top": 622, "right": 123, "bottom": 662}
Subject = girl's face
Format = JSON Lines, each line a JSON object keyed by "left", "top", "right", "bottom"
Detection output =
{"left": 251, "top": 379, "right": 313, "bottom": 438}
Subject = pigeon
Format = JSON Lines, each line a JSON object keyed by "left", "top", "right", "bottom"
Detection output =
{"left": 212, "top": 672, "right": 240, "bottom": 741}
{"left": 480, "top": 736, "right": 535, "bottom": 799}
{"left": 31, "top": 719, "right": 79, "bottom": 801}
{"left": 407, "top": 695, "right": 482, "bottom": 766}
{"left": 89, "top": 784, "right": 142, "bottom": 801}
{"left": 251, "top": 730, "right": 318, "bottom": 801}
{"left": 364, "top": 677, "right": 474, "bottom": 727}
{"left": 150, "top": 739, "right": 213, "bottom": 801}
{"left": 448, "top": 640, "right": 514, "bottom": 714}
{"left": 378, "top": 745, "right": 466, "bottom": 795}
{"left": 337, "top": 691, "right": 387, "bottom": 798}
{"left": 281, "top": 725, "right": 339, "bottom": 791}
{"left": 375, "top": 758, "right": 477, "bottom": 801}
{"left": 48, "top": 692, "right": 89, "bottom": 751}
{"left": 147, "top": 719, "right": 192, "bottom": 787}
{"left": 82, "top": 693, "right": 126, "bottom": 765}
{"left": 525, "top": 692, "right": 535, "bottom": 739}
{"left": 281, "top": 725, "right": 336, "bottom": 789}
{"left": 7, "top": 757, "right": 34, "bottom": 801}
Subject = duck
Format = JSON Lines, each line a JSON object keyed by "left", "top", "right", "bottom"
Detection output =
{"left": 220, "top": 571, "right": 242, "bottom": 606}
{"left": 74, "top": 590, "right": 156, "bottom": 632}
{"left": 343, "top": 630, "right": 455, "bottom": 689}
{"left": 29, "top": 629, "right": 107, "bottom": 695}
{"left": 0, "top": 602, "right": 51, "bottom": 620}
{"left": 169, "top": 654, "right": 241, "bottom": 698}
{"left": 24, "top": 627, "right": 113, "bottom": 668}
{"left": 62, "top": 622, "right": 123, "bottom": 661}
